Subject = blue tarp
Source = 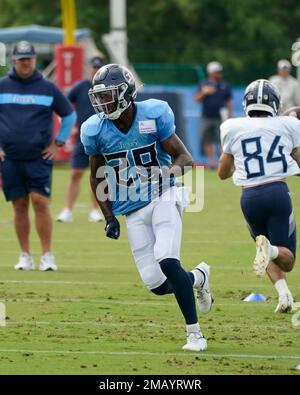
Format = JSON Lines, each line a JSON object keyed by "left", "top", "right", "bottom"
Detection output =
{"left": 0, "top": 24, "right": 91, "bottom": 43}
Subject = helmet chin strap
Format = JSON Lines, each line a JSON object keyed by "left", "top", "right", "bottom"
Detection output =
{"left": 104, "top": 83, "right": 129, "bottom": 120}
{"left": 106, "top": 108, "right": 123, "bottom": 120}
{"left": 106, "top": 98, "right": 131, "bottom": 120}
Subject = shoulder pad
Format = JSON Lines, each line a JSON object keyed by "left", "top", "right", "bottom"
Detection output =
{"left": 81, "top": 114, "right": 103, "bottom": 137}
{"left": 138, "top": 99, "right": 170, "bottom": 119}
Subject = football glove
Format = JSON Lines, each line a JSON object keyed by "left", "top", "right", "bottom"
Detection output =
{"left": 105, "top": 216, "right": 120, "bottom": 240}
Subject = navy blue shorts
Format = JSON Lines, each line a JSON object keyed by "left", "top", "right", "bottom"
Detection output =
{"left": 0, "top": 157, "right": 53, "bottom": 201}
{"left": 71, "top": 141, "right": 89, "bottom": 169}
{"left": 240, "top": 182, "right": 296, "bottom": 257}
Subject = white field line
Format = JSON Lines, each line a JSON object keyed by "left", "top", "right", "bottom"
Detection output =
{"left": 0, "top": 238, "right": 252, "bottom": 244}
{"left": 0, "top": 348, "right": 298, "bottom": 361}
{"left": 0, "top": 280, "right": 116, "bottom": 285}
{"left": 0, "top": 264, "right": 252, "bottom": 271}
{"left": 0, "top": 298, "right": 274, "bottom": 308}
{"left": 2, "top": 320, "right": 289, "bottom": 331}
{"left": 0, "top": 228, "right": 244, "bottom": 235}
{"left": 0, "top": 251, "right": 133, "bottom": 256}
{"left": 0, "top": 279, "right": 276, "bottom": 288}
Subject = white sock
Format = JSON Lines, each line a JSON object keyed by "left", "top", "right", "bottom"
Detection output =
{"left": 269, "top": 244, "right": 279, "bottom": 260}
{"left": 42, "top": 251, "right": 53, "bottom": 257}
{"left": 191, "top": 269, "right": 205, "bottom": 288}
{"left": 186, "top": 322, "right": 200, "bottom": 335}
{"left": 274, "top": 279, "right": 290, "bottom": 296}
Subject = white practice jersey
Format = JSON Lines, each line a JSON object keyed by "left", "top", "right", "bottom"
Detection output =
{"left": 220, "top": 116, "right": 300, "bottom": 186}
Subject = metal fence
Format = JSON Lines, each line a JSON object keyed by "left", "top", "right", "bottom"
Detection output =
{"left": 133, "top": 63, "right": 205, "bottom": 85}
{"left": 133, "top": 63, "right": 297, "bottom": 86}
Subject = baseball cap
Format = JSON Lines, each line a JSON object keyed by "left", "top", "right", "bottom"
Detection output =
{"left": 12, "top": 41, "right": 36, "bottom": 60}
{"left": 277, "top": 59, "right": 291, "bottom": 70}
{"left": 89, "top": 56, "right": 104, "bottom": 69}
{"left": 206, "top": 61, "right": 223, "bottom": 73}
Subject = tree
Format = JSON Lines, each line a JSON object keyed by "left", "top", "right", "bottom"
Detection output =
{"left": 1, "top": 0, "right": 300, "bottom": 83}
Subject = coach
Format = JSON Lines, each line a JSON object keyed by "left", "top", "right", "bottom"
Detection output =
{"left": 0, "top": 41, "right": 76, "bottom": 271}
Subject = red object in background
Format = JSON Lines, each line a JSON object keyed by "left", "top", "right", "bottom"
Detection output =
{"left": 54, "top": 45, "right": 84, "bottom": 162}
{"left": 55, "top": 45, "right": 84, "bottom": 92}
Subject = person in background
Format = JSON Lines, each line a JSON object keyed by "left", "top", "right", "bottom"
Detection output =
{"left": 56, "top": 57, "right": 105, "bottom": 223}
{"left": 269, "top": 59, "right": 300, "bottom": 113}
{"left": 195, "top": 61, "right": 232, "bottom": 168}
{"left": 0, "top": 41, "right": 76, "bottom": 271}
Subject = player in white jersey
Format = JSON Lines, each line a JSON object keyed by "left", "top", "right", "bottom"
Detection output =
{"left": 218, "top": 79, "right": 300, "bottom": 313}
{"left": 81, "top": 64, "right": 213, "bottom": 351}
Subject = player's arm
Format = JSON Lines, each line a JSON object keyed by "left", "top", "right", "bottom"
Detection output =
{"left": 226, "top": 98, "right": 233, "bottom": 119}
{"left": 90, "top": 154, "right": 120, "bottom": 239}
{"left": 218, "top": 152, "right": 235, "bottom": 180}
{"left": 291, "top": 147, "right": 300, "bottom": 168}
{"left": 161, "top": 134, "right": 194, "bottom": 176}
{"left": 284, "top": 114, "right": 300, "bottom": 176}
{"left": 90, "top": 154, "right": 111, "bottom": 217}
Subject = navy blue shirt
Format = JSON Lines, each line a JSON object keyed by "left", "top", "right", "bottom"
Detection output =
{"left": 0, "top": 68, "right": 74, "bottom": 160}
{"left": 68, "top": 79, "right": 94, "bottom": 142}
{"left": 199, "top": 79, "right": 232, "bottom": 119}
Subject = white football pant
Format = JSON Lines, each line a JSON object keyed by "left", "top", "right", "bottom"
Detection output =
{"left": 125, "top": 187, "right": 183, "bottom": 290}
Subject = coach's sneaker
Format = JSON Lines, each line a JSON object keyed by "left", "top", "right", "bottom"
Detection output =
{"left": 253, "top": 235, "right": 271, "bottom": 277}
{"left": 182, "top": 332, "right": 207, "bottom": 352}
{"left": 192, "top": 262, "right": 213, "bottom": 314}
{"left": 275, "top": 293, "right": 294, "bottom": 313}
{"left": 56, "top": 208, "right": 73, "bottom": 223}
{"left": 88, "top": 209, "right": 104, "bottom": 223}
{"left": 40, "top": 252, "right": 57, "bottom": 271}
{"left": 15, "top": 252, "right": 35, "bottom": 271}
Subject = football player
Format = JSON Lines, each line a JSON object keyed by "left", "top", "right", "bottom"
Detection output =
{"left": 80, "top": 64, "right": 213, "bottom": 351}
{"left": 218, "top": 79, "right": 300, "bottom": 313}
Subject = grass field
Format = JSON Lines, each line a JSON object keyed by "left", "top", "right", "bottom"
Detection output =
{"left": 0, "top": 166, "right": 300, "bottom": 375}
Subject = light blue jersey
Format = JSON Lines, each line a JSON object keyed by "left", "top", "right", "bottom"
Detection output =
{"left": 81, "top": 99, "right": 176, "bottom": 215}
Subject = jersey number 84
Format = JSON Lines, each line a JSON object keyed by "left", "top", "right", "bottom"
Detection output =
{"left": 242, "top": 135, "right": 287, "bottom": 179}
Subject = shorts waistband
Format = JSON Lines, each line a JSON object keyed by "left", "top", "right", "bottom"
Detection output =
{"left": 241, "top": 181, "right": 288, "bottom": 198}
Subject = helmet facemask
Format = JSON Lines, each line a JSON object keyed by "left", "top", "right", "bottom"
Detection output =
{"left": 89, "top": 82, "right": 131, "bottom": 120}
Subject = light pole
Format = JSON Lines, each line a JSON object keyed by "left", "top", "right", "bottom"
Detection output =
{"left": 55, "top": 0, "right": 84, "bottom": 162}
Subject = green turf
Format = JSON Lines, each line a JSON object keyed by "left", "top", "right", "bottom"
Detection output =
{"left": 0, "top": 167, "right": 300, "bottom": 375}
